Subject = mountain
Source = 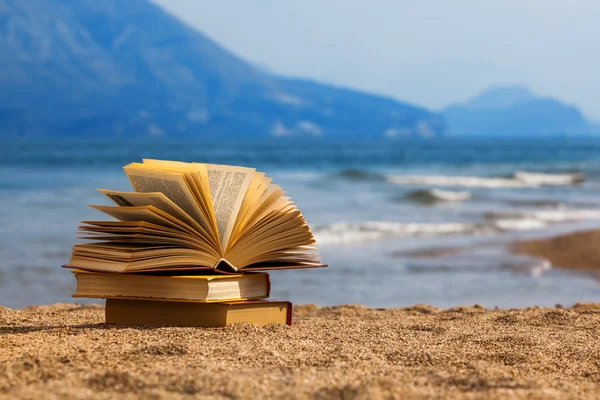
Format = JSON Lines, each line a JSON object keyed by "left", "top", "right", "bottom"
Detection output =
{"left": 458, "top": 85, "right": 535, "bottom": 109}
{"left": 442, "top": 86, "right": 591, "bottom": 137}
{"left": 0, "top": 0, "right": 445, "bottom": 138}
{"left": 590, "top": 122, "right": 600, "bottom": 135}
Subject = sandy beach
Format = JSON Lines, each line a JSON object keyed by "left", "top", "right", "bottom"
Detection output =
{"left": 515, "top": 229, "right": 600, "bottom": 272}
{"left": 2, "top": 302, "right": 600, "bottom": 399}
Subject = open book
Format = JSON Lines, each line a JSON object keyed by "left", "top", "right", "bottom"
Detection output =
{"left": 65, "top": 159, "right": 325, "bottom": 273}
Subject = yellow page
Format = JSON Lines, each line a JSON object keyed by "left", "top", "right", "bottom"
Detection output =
{"left": 228, "top": 172, "right": 271, "bottom": 249}
{"left": 98, "top": 189, "right": 213, "bottom": 243}
{"left": 206, "top": 164, "right": 255, "bottom": 252}
{"left": 235, "top": 183, "right": 283, "bottom": 239}
{"left": 141, "top": 160, "right": 216, "bottom": 228}
{"left": 88, "top": 205, "right": 201, "bottom": 238}
{"left": 123, "top": 165, "right": 212, "bottom": 236}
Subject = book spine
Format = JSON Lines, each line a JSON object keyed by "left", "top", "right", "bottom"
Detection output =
{"left": 286, "top": 302, "right": 292, "bottom": 326}
{"left": 265, "top": 273, "right": 271, "bottom": 298}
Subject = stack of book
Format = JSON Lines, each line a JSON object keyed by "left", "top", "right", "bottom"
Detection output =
{"left": 64, "top": 159, "right": 326, "bottom": 327}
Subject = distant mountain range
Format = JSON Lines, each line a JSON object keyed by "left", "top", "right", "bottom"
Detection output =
{"left": 2, "top": 0, "right": 597, "bottom": 139}
{"left": 0, "top": 0, "right": 444, "bottom": 138}
{"left": 442, "top": 86, "right": 593, "bottom": 137}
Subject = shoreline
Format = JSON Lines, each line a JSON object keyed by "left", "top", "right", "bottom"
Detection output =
{"left": 395, "top": 227, "right": 600, "bottom": 276}
{"left": 514, "top": 228, "right": 600, "bottom": 272}
{"left": 2, "top": 302, "right": 600, "bottom": 398}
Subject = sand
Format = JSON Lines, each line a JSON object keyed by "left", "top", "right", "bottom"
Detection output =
{"left": 514, "top": 229, "right": 600, "bottom": 271}
{"left": 2, "top": 303, "right": 600, "bottom": 399}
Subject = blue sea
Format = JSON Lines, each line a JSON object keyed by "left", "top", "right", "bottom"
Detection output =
{"left": 2, "top": 137, "right": 600, "bottom": 309}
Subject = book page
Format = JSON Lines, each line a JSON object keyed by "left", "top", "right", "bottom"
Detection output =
{"left": 224, "top": 200, "right": 320, "bottom": 268}
{"left": 97, "top": 189, "right": 214, "bottom": 245}
{"left": 78, "top": 223, "right": 217, "bottom": 254}
{"left": 89, "top": 205, "right": 190, "bottom": 232}
{"left": 228, "top": 172, "right": 272, "bottom": 249}
{"left": 141, "top": 160, "right": 218, "bottom": 237}
{"left": 236, "top": 184, "right": 283, "bottom": 238}
{"left": 206, "top": 164, "right": 254, "bottom": 251}
{"left": 123, "top": 166, "right": 213, "bottom": 235}
{"left": 83, "top": 206, "right": 221, "bottom": 259}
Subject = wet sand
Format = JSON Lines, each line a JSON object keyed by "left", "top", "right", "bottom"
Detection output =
{"left": 514, "top": 229, "right": 600, "bottom": 271}
{"left": 2, "top": 302, "right": 600, "bottom": 399}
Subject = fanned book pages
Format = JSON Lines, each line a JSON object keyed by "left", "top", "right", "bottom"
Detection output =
{"left": 65, "top": 160, "right": 325, "bottom": 273}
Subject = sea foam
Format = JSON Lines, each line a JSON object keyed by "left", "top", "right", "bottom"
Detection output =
{"left": 315, "top": 207, "right": 600, "bottom": 246}
{"left": 486, "top": 209, "right": 600, "bottom": 223}
{"left": 386, "top": 171, "right": 583, "bottom": 188}
{"left": 313, "top": 221, "right": 482, "bottom": 245}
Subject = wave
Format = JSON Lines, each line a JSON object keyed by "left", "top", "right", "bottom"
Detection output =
{"left": 313, "top": 221, "right": 482, "bottom": 245}
{"left": 386, "top": 175, "right": 527, "bottom": 188}
{"left": 492, "top": 218, "right": 548, "bottom": 231}
{"left": 386, "top": 171, "right": 584, "bottom": 189}
{"left": 508, "top": 199, "right": 565, "bottom": 208}
{"left": 315, "top": 205, "right": 600, "bottom": 246}
{"left": 405, "top": 189, "right": 472, "bottom": 203}
{"left": 271, "top": 171, "right": 324, "bottom": 181}
{"left": 513, "top": 171, "right": 584, "bottom": 186}
{"left": 335, "top": 169, "right": 386, "bottom": 182}
{"left": 405, "top": 255, "right": 551, "bottom": 277}
{"left": 486, "top": 209, "right": 600, "bottom": 223}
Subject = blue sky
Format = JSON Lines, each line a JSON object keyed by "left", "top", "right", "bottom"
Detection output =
{"left": 152, "top": 0, "right": 600, "bottom": 120}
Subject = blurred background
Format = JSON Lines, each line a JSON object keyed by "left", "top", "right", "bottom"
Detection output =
{"left": 2, "top": 0, "right": 600, "bottom": 308}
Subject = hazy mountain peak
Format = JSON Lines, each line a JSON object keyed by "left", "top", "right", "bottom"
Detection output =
{"left": 463, "top": 85, "right": 535, "bottom": 109}
{"left": 442, "top": 85, "right": 591, "bottom": 137}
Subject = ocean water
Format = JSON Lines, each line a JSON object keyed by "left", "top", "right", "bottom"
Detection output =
{"left": 2, "top": 137, "right": 600, "bottom": 308}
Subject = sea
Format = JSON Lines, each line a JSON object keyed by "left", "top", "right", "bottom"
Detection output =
{"left": 2, "top": 137, "right": 600, "bottom": 309}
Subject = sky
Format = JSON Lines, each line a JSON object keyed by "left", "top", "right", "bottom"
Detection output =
{"left": 152, "top": 0, "right": 600, "bottom": 120}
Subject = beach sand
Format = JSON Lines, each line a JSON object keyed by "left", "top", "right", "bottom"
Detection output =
{"left": 514, "top": 229, "right": 600, "bottom": 271}
{"left": 2, "top": 302, "right": 600, "bottom": 399}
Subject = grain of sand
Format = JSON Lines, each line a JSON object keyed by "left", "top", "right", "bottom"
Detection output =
{"left": 2, "top": 302, "right": 600, "bottom": 399}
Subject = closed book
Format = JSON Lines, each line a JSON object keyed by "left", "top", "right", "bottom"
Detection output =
{"left": 105, "top": 298, "right": 292, "bottom": 327}
{"left": 72, "top": 270, "right": 270, "bottom": 302}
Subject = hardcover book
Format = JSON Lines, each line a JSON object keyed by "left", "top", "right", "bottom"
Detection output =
{"left": 72, "top": 270, "right": 270, "bottom": 302}
{"left": 105, "top": 298, "right": 292, "bottom": 327}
